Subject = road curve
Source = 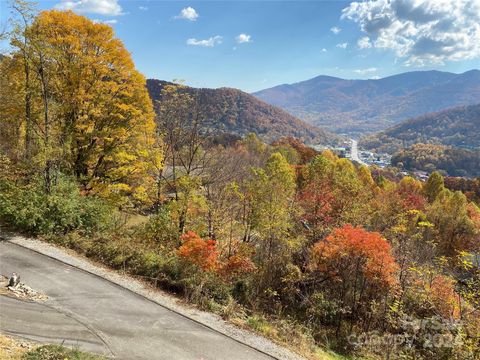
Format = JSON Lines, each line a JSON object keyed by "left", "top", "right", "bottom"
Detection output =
{"left": 0, "top": 241, "right": 273, "bottom": 360}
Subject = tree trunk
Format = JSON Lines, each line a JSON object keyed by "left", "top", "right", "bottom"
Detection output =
{"left": 24, "top": 58, "right": 32, "bottom": 159}
{"left": 38, "top": 55, "right": 51, "bottom": 194}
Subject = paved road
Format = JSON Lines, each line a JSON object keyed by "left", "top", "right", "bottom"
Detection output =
{"left": 0, "top": 241, "right": 273, "bottom": 360}
{"left": 350, "top": 139, "right": 366, "bottom": 165}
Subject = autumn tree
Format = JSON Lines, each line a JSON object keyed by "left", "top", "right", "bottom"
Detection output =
{"left": 402, "top": 265, "right": 461, "bottom": 319}
{"left": 248, "top": 152, "right": 296, "bottom": 259}
{"left": 0, "top": 54, "right": 26, "bottom": 161}
{"left": 200, "top": 145, "right": 257, "bottom": 245}
{"left": 427, "top": 189, "right": 479, "bottom": 257}
{"left": 308, "top": 225, "right": 399, "bottom": 332}
{"left": 298, "top": 152, "right": 371, "bottom": 236}
{"left": 154, "top": 83, "right": 221, "bottom": 232}
{"left": 243, "top": 152, "right": 302, "bottom": 309}
{"left": 178, "top": 231, "right": 218, "bottom": 271}
{"left": 1, "top": 8, "right": 159, "bottom": 202}
{"left": 272, "top": 136, "right": 319, "bottom": 164}
{"left": 423, "top": 171, "right": 445, "bottom": 203}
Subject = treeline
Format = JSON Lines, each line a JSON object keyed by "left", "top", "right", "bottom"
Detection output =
{"left": 1, "top": 5, "right": 480, "bottom": 360}
{"left": 391, "top": 144, "right": 480, "bottom": 177}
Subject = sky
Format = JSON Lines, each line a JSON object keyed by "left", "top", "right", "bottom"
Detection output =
{"left": 1, "top": 0, "right": 480, "bottom": 92}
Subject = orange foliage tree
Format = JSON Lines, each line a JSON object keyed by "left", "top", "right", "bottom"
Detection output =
{"left": 404, "top": 269, "right": 461, "bottom": 320}
{"left": 178, "top": 231, "right": 257, "bottom": 280}
{"left": 310, "top": 224, "right": 398, "bottom": 289}
{"left": 308, "top": 225, "right": 399, "bottom": 330}
{"left": 178, "top": 231, "right": 218, "bottom": 271}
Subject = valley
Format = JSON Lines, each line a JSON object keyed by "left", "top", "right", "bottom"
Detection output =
{"left": 253, "top": 70, "right": 480, "bottom": 136}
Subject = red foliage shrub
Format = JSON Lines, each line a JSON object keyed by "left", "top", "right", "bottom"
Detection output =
{"left": 219, "top": 254, "right": 256, "bottom": 279}
{"left": 178, "top": 231, "right": 218, "bottom": 271}
{"left": 429, "top": 275, "right": 461, "bottom": 319}
{"left": 310, "top": 224, "right": 399, "bottom": 289}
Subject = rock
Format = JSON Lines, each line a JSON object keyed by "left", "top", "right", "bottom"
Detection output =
{"left": 8, "top": 272, "right": 20, "bottom": 287}
{"left": 0, "top": 274, "right": 47, "bottom": 301}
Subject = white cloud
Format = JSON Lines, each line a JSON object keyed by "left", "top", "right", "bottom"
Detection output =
{"left": 175, "top": 7, "right": 199, "bottom": 21}
{"left": 336, "top": 42, "right": 348, "bottom": 49}
{"left": 357, "top": 36, "right": 372, "bottom": 49}
{"left": 321, "top": 48, "right": 327, "bottom": 52}
{"left": 55, "top": 0, "right": 123, "bottom": 16}
{"left": 139, "top": 6, "right": 148, "bottom": 11}
{"left": 235, "top": 33, "right": 252, "bottom": 43}
{"left": 354, "top": 67, "right": 378, "bottom": 75}
{"left": 186, "top": 35, "right": 222, "bottom": 47}
{"left": 330, "top": 26, "right": 341, "bottom": 34}
{"left": 92, "top": 18, "right": 117, "bottom": 24}
{"left": 342, "top": 0, "right": 480, "bottom": 65}
{"left": 371, "top": 75, "right": 381, "bottom": 79}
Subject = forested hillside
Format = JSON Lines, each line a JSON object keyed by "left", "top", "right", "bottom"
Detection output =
{"left": 1, "top": 4, "right": 479, "bottom": 360}
{"left": 253, "top": 71, "right": 480, "bottom": 135}
{"left": 147, "top": 79, "right": 339, "bottom": 145}
{"left": 391, "top": 144, "right": 480, "bottom": 178}
{"left": 361, "top": 104, "right": 480, "bottom": 154}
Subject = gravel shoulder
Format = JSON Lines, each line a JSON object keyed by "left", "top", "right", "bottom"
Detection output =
{"left": 1, "top": 233, "right": 305, "bottom": 360}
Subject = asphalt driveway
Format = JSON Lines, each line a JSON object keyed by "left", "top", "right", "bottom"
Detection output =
{"left": 0, "top": 241, "right": 273, "bottom": 360}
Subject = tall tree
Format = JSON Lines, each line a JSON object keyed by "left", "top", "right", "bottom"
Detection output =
{"left": 154, "top": 83, "right": 216, "bottom": 232}
{"left": 1, "top": 9, "right": 159, "bottom": 201}
{"left": 10, "top": 0, "right": 37, "bottom": 160}
{"left": 423, "top": 171, "right": 445, "bottom": 203}
{"left": 249, "top": 152, "right": 296, "bottom": 259}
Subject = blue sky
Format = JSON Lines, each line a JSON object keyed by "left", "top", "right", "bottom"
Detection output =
{"left": 1, "top": 0, "right": 479, "bottom": 92}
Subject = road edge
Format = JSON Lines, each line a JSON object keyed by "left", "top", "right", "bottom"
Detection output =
{"left": 2, "top": 234, "right": 305, "bottom": 360}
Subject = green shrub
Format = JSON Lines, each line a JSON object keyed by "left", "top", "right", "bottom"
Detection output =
{"left": 0, "top": 176, "right": 113, "bottom": 235}
{"left": 139, "top": 207, "right": 179, "bottom": 249}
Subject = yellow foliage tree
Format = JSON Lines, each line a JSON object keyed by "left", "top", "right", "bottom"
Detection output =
{"left": 1, "top": 8, "right": 161, "bottom": 204}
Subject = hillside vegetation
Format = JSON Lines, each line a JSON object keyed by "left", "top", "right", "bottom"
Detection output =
{"left": 0, "top": 334, "right": 105, "bottom": 360}
{"left": 253, "top": 71, "right": 480, "bottom": 135}
{"left": 361, "top": 104, "right": 480, "bottom": 154}
{"left": 391, "top": 144, "right": 480, "bottom": 178}
{"left": 1, "top": 4, "right": 479, "bottom": 360}
{"left": 147, "top": 79, "right": 339, "bottom": 145}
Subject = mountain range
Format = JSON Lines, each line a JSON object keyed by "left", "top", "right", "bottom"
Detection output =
{"left": 360, "top": 103, "right": 480, "bottom": 154}
{"left": 146, "top": 79, "right": 339, "bottom": 145}
{"left": 253, "top": 70, "right": 480, "bottom": 136}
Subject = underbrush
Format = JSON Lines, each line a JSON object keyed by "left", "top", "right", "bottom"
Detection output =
{"left": 23, "top": 345, "right": 105, "bottom": 360}
{"left": 0, "top": 176, "right": 113, "bottom": 236}
{"left": 43, "top": 231, "right": 365, "bottom": 360}
{"left": 0, "top": 335, "right": 105, "bottom": 360}
{"left": 2, "top": 175, "right": 477, "bottom": 360}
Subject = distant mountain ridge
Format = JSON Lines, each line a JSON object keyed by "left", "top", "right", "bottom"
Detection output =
{"left": 360, "top": 103, "right": 480, "bottom": 154}
{"left": 146, "top": 79, "right": 340, "bottom": 145}
{"left": 253, "top": 70, "right": 480, "bottom": 136}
